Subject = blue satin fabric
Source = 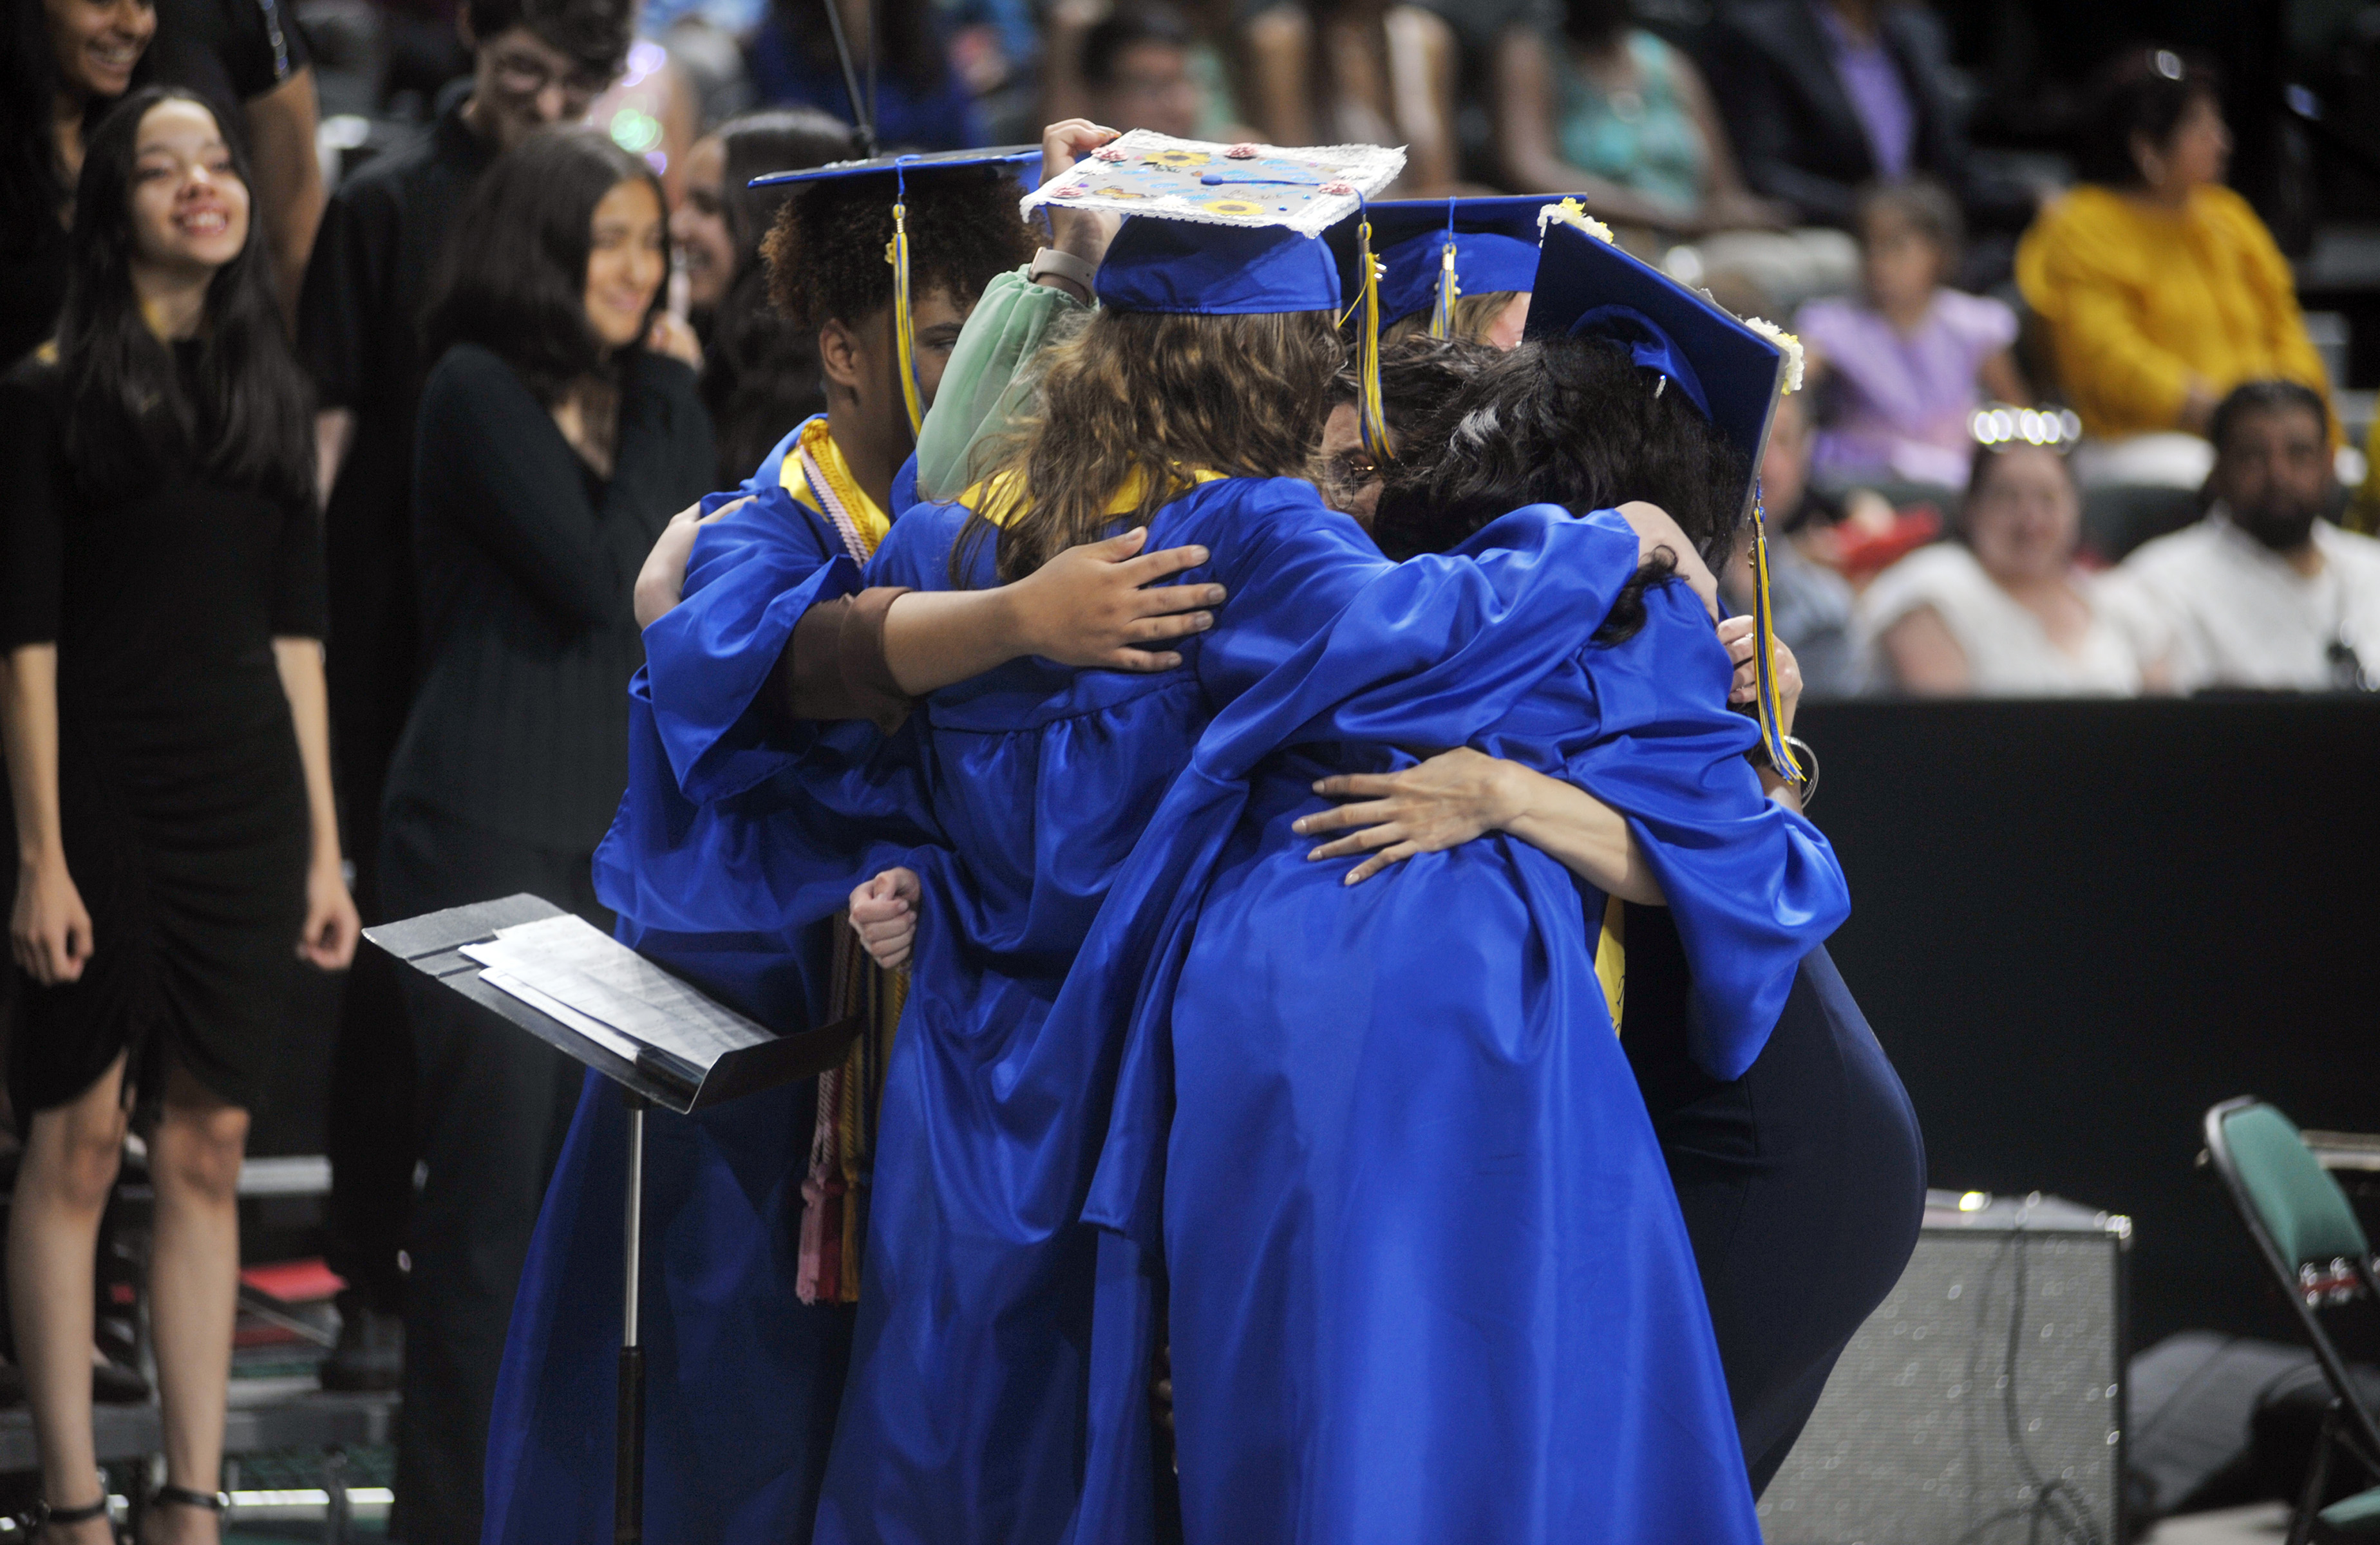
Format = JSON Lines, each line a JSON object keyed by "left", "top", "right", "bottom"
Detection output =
{"left": 816, "top": 496, "right": 1768, "bottom": 1545}
{"left": 1054, "top": 565, "right": 1847, "bottom": 1543}
{"left": 484, "top": 427, "right": 932, "bottom": 1545}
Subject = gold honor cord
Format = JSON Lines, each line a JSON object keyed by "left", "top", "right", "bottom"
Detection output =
{"left": 886, "top": 165, "right": 925, "bottom": 438}
{"left": 1355, "top": 214, "right": 1393, "bottom": 462}
{"left": 1594, "top": 894, "right": 1625, "bottom": 1033}
{"left": 1748, "top": 482, "right": 1805, "bottom": 782}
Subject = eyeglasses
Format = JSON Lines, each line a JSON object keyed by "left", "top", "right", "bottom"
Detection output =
{"left": 488, "top": 48, "right": 612, "bottom": 108}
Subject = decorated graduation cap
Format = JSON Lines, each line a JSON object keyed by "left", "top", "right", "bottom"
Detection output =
{"left": 1325, "top": 196, "right": 1554, "bottom": 337}
{"left": 1024, "top": 129, "right": 1406, "bottom": 456}
{"left": 749, "top": 147, "right": 1044, "bottom": 437}
{"left": 1525, "top": 200, "right": 1810, "bottom": 782}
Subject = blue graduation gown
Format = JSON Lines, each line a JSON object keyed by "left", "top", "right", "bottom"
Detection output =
{"left": 1062, "top": 557, "right": 1849, "bottom": 1544}
{"left": 484, "top": 426, "right": 933, "bottom": 1545}
{"left": 811, "top": 491, "right": 1721, "bottom": 1545}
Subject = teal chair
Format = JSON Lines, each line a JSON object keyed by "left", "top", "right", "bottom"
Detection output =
{"left": 2203, "top": 1098, "right": 2380, "bottom": 1543}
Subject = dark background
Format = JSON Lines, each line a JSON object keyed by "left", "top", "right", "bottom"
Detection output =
{"left": 1797, "top": 696, "right": 2380, "bottom": 1350}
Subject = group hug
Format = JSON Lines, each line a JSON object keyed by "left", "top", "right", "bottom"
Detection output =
{"left": 479, "top": 120, "right": 1932, "bottom": 1545}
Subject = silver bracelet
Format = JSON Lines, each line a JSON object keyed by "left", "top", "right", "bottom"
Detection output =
{"left": 1782, "top": 735, "right": 1818, "bottom": 809}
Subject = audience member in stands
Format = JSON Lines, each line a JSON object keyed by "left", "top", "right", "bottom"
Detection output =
{"left": 1492, "top": 0, "right": 1791, "bottom": 236}
{"left": 145, "top": 0, "right": 321, "bottom": 319}
{"left": 1704, "top": 0, "right": 2029, "bottom": 241}
{"left": 1242, "top": 0, "right": 1460, "bottom": 196}
{"left": 676, "top": 107, "right": 849, "bottom": 486}
{"left": 2017, "top": 49, "right": 2332, "bottom": 490}
{"left": 1859, "top": 436, "right": 2168, "bottom": 696}
{"left": 294, "top": 0, "right": 631, "bottom": 1399}
{"left": 1044, "top": 0, "right": 1227, "bottom": 138}
{"left": 2117, "top": 381, "right": 2380, "bottom": 693}
{"left": 1, "top": 0, "right": 156, "bottom": 367}
{"left": 1068, "top": 4, "right": 1216, "bottom": 139}
{"left": 748, "top": 0, "right": 985, "bottom": 150}
{"left": 1721, "top": 388, "right": 1864, "bottom": 698}
{"left": 1, "top": 88, "right": 357, "bottom": 1545}
{"left": 1797, "top": 180, "right": 2026, "bottom": 491}
{"left": 383, "top": 126, "right": 712, "bottom": 1545}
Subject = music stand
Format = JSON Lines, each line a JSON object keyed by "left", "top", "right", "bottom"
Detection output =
{"left": 366, "top": 894, "right": 860, "bottom": 1544}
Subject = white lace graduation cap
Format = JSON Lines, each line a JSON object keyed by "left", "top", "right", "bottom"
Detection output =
{"left": 1026, "top": 132, "right": 1407, "bottom": 461}
{"left": 1526, "top": 200, "right": 1809, "bottom": 782}
{"left": 750, "top": 147, "right": 1044, "bottom": 437}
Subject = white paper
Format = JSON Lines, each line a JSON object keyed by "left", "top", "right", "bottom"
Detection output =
{"left": 459, "top": 913, "right": 772, "bottom": 1067}
{"left": 476, "top": 968, "right": 647, "bottom": 1063}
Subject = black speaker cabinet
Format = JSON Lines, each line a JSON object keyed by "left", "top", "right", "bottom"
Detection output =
{"left": 1757, "top": 1192, "right": 2131, "bottom": 1545}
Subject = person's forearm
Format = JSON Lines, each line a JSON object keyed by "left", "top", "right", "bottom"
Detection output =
{"left": 316, "top": 408, "right": 354, "bottom": 508}
{"left": 272, "top": 637, "right": 343, "bottom": 869}
{"left": 880, "top": 588, "right": 1026, "bottom": 695}
{"left": 1491, "top": 760, "right": 1665, "bottom": 904}
{"left": 247, "top": 69, "right": 326, "bottom": 323}
{"left": 0, "top": 646, "right": 65, "bottom": 866}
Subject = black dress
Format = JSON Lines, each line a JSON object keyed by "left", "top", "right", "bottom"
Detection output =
{"left": 0, "top": 353, "right": 326, "bottom": 1116}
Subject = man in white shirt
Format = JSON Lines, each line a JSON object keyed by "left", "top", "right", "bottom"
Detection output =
{"left": 2117, "top": 380, "right": 2380, "bottom": 691}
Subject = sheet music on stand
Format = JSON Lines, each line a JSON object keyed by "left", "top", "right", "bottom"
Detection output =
{"left": 460, "top": 913, "right": 779, "bottom": 1095}
{"left": 364, "top": 894, "right": 860, "bottom": 1115}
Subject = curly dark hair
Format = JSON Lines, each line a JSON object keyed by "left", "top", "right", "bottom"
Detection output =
{"left": 760, "top": 164, "right": 1035, "bottom": 333}
{"left": 1373, "top": 332, "right": 1747, "bottom": 644}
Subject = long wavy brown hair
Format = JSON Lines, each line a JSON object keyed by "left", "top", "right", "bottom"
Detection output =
{"left": 956, "top": 308, "right": 1344, "bottom": 585}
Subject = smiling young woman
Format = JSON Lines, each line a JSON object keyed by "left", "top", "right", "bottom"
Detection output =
{"left": 2, "top": 0, "right": 158, "bottom": 364}
{"left": 380, "top": 125, "right": 714, "bottom": 1543}
{"left": 0, "top": 86, "right": 357, "bottom": 1545}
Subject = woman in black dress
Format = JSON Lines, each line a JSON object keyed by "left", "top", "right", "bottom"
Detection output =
{"left": 379, "top": 127, "right": 711, "bottom": 1545}
{"left": 0, "top": 86, "right": 358, "bottom": 1544}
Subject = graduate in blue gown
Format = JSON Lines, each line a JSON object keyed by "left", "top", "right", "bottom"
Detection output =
{"left": 1323, "top": 194, "right": 1552, "bottom": 347}
{"left": 481, "top": 147, "right": 1049, "bottom": 1545}
{"left": 1019, "top": 212, "right": 1847, "bottom": 1544}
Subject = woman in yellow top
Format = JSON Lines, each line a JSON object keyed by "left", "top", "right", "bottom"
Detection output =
{"left": 2017, "top": 48, "right": 2330, "bottom": 487}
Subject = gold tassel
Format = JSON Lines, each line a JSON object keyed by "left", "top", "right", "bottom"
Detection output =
{"left": 885, "top": 172, "right": 925, "bottom": 438}
{"left": 1356, "top": 213, "right": 1393, "bottom": 462}
{"left": 1749, "top": 481, "right": 1804, "bottom": 782}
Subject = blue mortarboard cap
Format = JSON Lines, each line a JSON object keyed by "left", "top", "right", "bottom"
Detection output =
{"left": 1524, "top": 212, "right": 1785, "bottom": 497}
{"left": 1527, "top": 208, "right": 1806, "bottom": 780}
{"left": 1327, "top": 196, "right": 1556, "bottom": 328}
{"left": 1095, "top": 216, "right": 1343, "bottom": 315}
{"left": 748, "top": 145, "right": 1043, "bottom": 190}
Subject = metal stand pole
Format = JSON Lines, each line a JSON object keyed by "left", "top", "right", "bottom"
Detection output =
{"left": 616, "top": 1089, "right": 648, "bottom": 1545}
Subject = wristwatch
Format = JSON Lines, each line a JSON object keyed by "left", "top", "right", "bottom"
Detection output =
{"left": 1028, "top": 246, "right": 1100, "bottom": 297}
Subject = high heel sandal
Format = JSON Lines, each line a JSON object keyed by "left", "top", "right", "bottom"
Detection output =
{"left": 136, "top": 1488, "right": 225, "bottom": 1544}
{"left": 30, "top": 1495, "right": 112, "bottom": 1542}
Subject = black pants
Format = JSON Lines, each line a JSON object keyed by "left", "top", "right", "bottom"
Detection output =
{"left": 323, "top": 520, "right": 420, "bottom": 1313}
{"left": 1625, "top": 911, "right": 1929, "bottom": 1495}
{"left": 382, "top": 803, "right": 602, "bottom": 1545}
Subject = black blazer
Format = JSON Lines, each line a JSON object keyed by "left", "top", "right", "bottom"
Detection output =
{"left": 1704, "top": 0, "right": 2025, "bottom": 231}
{"left": 385, "top": 342, "right": 714, "bottom": 852}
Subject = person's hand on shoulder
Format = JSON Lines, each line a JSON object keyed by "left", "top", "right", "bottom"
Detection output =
{"left": 636, "top": 496, "right": 748, "bottom": 629}
{"left": 1005, "top": 526, "right": 1226, "bottom": 672}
